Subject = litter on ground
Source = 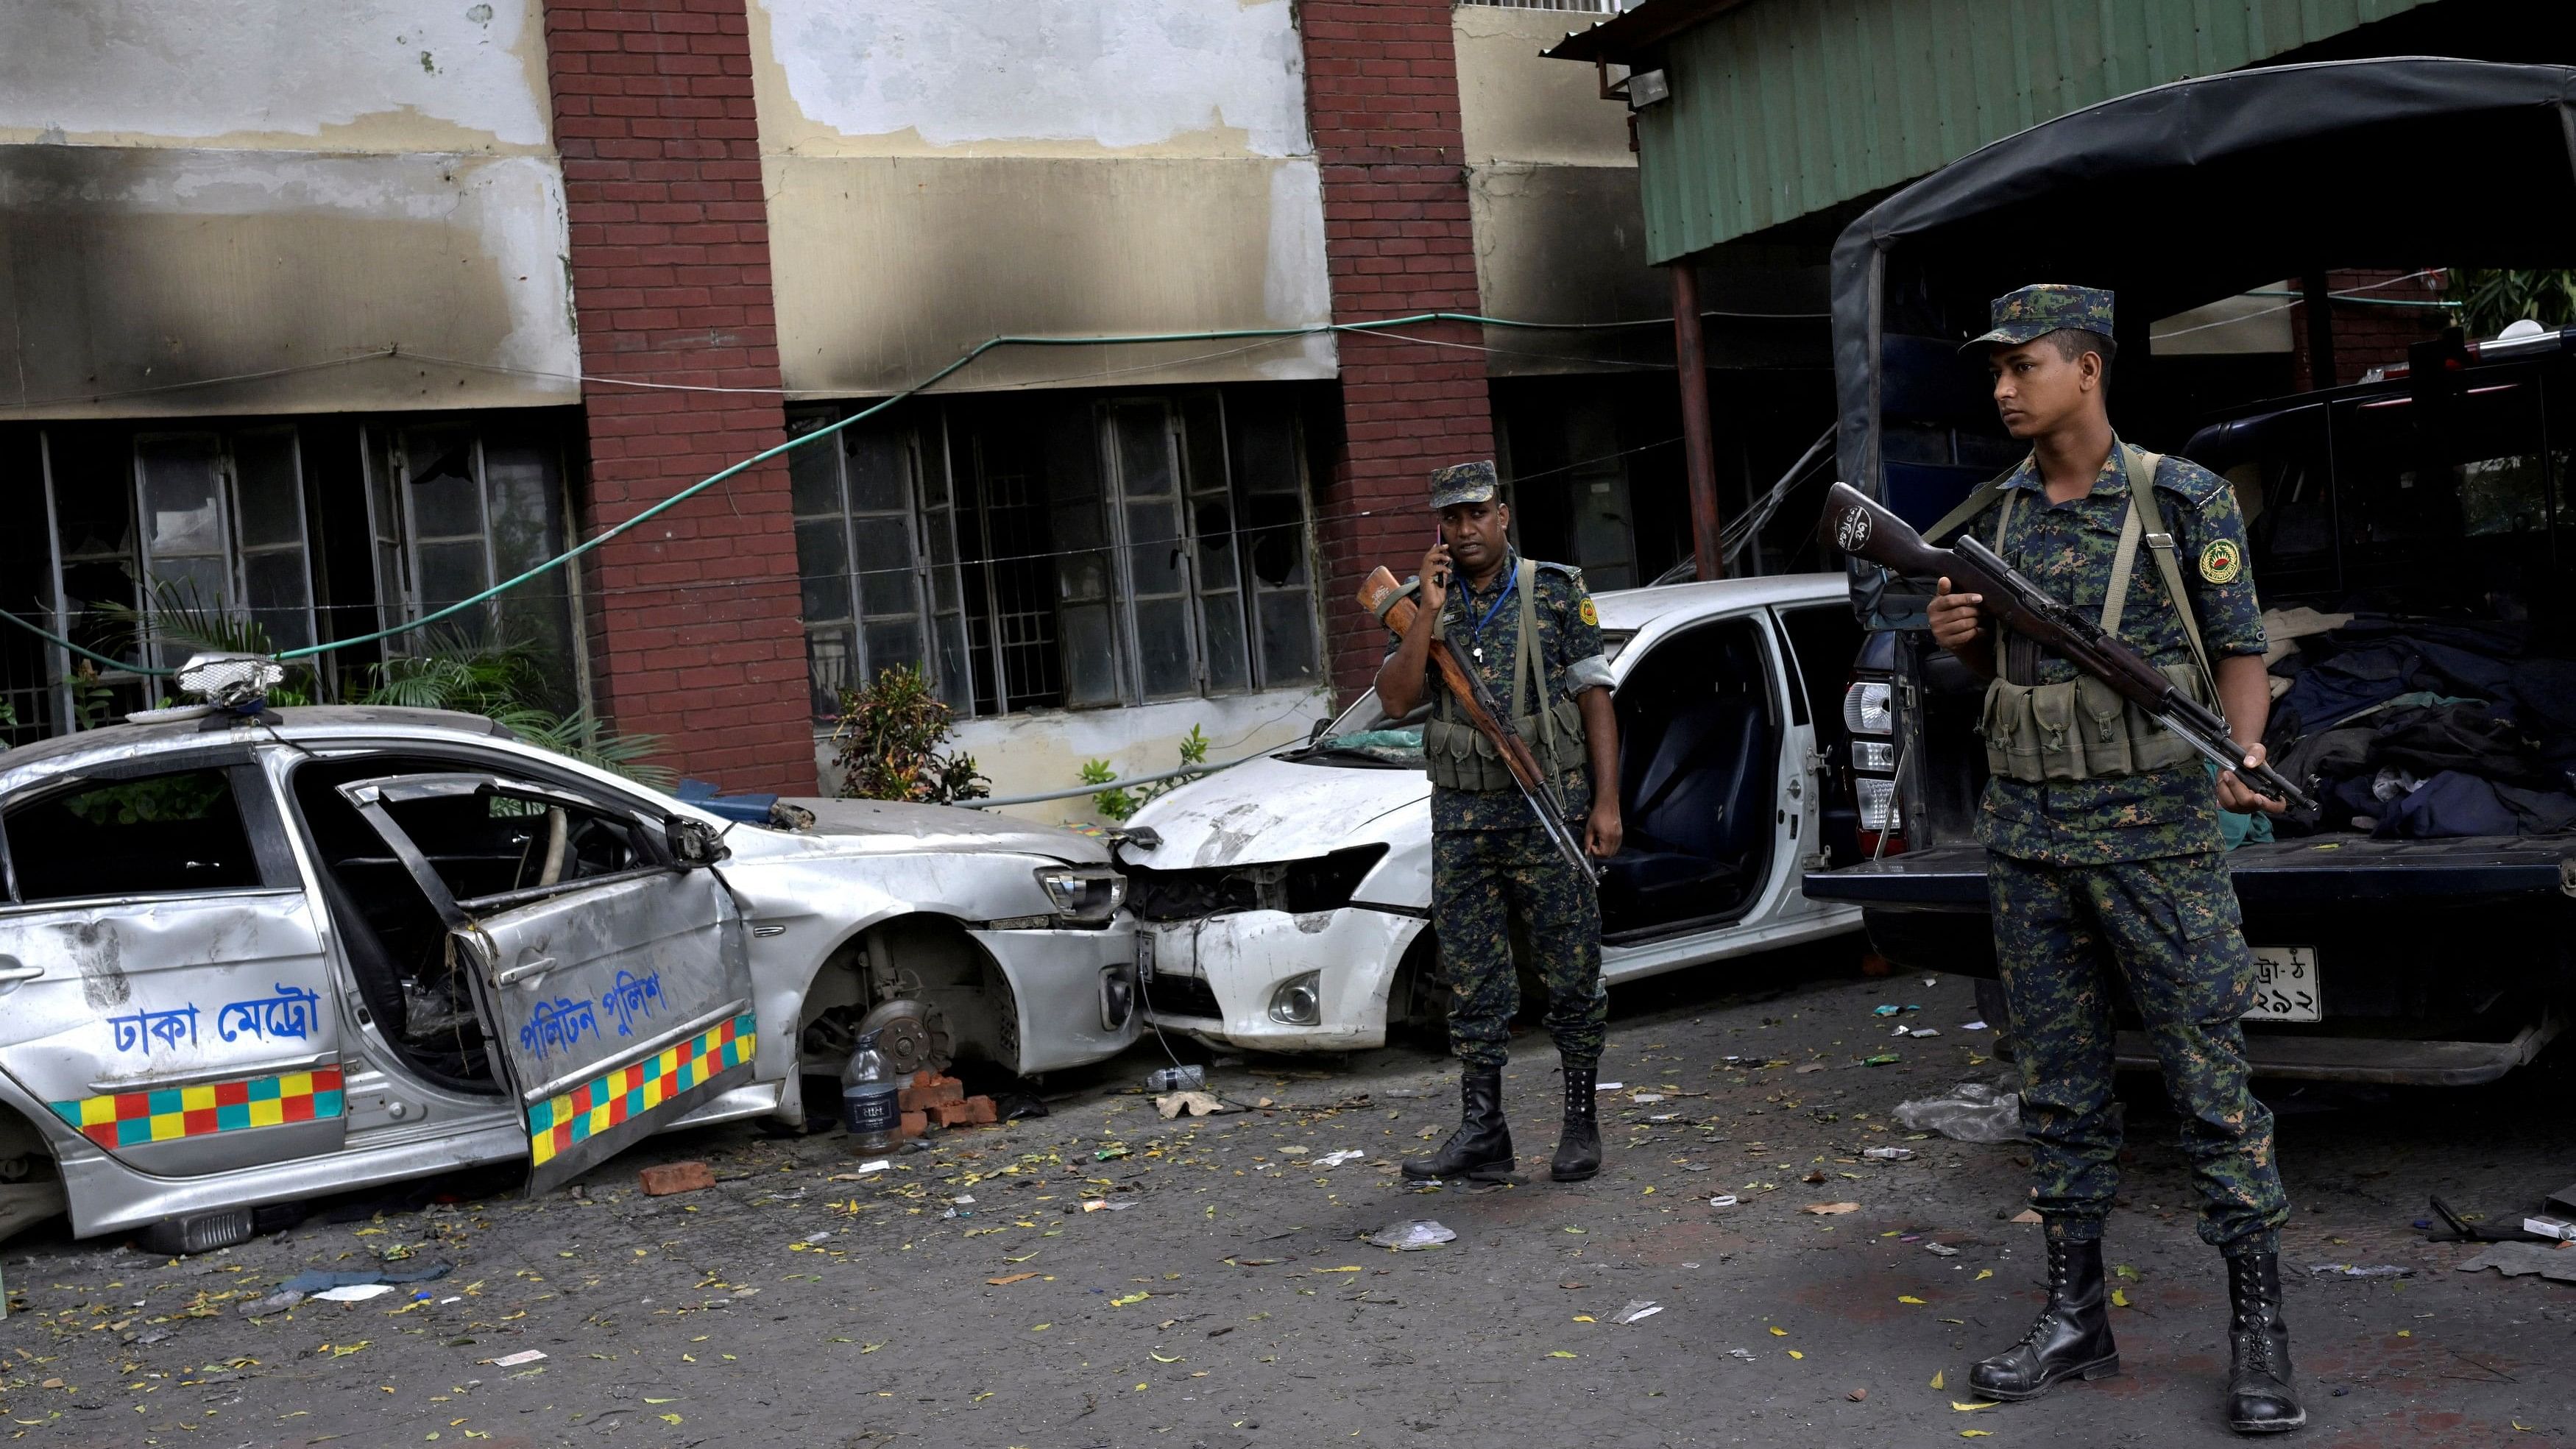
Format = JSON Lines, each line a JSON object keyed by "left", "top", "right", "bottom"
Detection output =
{"left": 1367, "top": 1220, "right": 1458, "bottom": 1250}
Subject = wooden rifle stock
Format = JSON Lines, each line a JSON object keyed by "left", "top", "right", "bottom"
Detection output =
{"left": 1816, "top": 483, "right": 2315, "bottom": 811}
{"left": 1357, "top": 565, "right": 1600, "bottom": 878}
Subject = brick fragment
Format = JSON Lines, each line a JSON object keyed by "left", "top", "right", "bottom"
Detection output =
{"left": 897, "top": 1109, "right": 928, "bottom": 1139}
{"left": 899, "top": 1077, "right": 966, "bottom": 1113}
{"left": 931, "top": 1099, "right": 974, "bottom": 1128}
{"left": 638, "top": 1160, "right": 715, "bottom": 1197}
{"left": 964, "top": 1095, "right": 998, "bottom": 1125}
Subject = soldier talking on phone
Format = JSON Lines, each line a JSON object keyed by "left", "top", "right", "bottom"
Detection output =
{"left": 1927, "top": 285, "right": 2300, "bottom": 1432}
{"left": 1374, "top": 460, "right": 1621, "bottom": 1185}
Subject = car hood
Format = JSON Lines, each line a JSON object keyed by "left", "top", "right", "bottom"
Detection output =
{"left": 773, "top": 797, "right": 1111, "bottom": 865}
{"left": 1124, "top": 753, "right": 1427, "bottom": 869}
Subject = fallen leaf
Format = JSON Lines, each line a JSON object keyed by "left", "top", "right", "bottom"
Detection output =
{"left": 1030, "top": 1324, "right": 1050, "bottom": 1331}
{"left": 1847, "top": 1387, "right": 1868, "bottom": 1401}
{"left": 987, "top": 1274, "right": 1039, "bottom": 1286}
{"left": 1110, "top": 1292, "right": 1150, "bottom": 1306}
{"left": 1953, "top": 1400, "right": 1995, "bottom": 1411}
{"left": 1929, "top": 1370, "right": 1945, "bottom": 1390}
{"left": 659, "top": 1414, "right": 682, "bottom": 1425}
{"left": 2009, "top": 1209, "right": 2043, "bottom": 1224}
{"left": 1769, "top": 1327, "right": 1788, "bottom": 1337}
{"left": 1974, "top": 1269, "right": 1994, "bottom": 1282}
{"left": 1898, "top": 1296, "right": 1926, "bottom": 1305}
{"left": 1548, "top": 1351, "right": 1577, "bottom": 1359}
{"left": 1961, "top": 1432, "right": 1992, "bottom": 1439}
{"left": 1150, "top": 1352, "right": 1183, "bottom": 1364}
{"left": 1803, "top": 1169, "right": 1827, "bottom": 1184}
{"left": 1802, "top": 1202, "right": 1861, "bottom": 1216}
{"left": 1788, "top": 1350, "right": 1805, "bottom": 1359}
{"left": 2112, "top": 1264, "right": 2140, "bottom": 1281}
{"left": 1572, "top": 1315, "right": 1596, "bottom": 1323}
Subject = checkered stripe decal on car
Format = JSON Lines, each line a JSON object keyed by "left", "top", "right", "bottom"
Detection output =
{"left": 526, "top": 1012, "right": 755, "bottom": 1167}
{"left": 49, "top": 1066, "right": 346, "bottom": 1149}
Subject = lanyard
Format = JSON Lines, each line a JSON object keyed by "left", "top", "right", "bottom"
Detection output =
{"left": 1467, "top": 567, "right": 1517, "bottom": 639}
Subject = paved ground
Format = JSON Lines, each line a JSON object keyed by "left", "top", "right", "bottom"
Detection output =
{"left": 4, "top": 946, "right": 2572, "bottom": 1448}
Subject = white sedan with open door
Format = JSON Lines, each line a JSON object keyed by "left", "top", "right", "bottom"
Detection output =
{"left": 0, "top": 705, "right": 1133, "bottom": 1252}
{"left": 1119, "top": 573, "right": 1866, "bottom": 1052}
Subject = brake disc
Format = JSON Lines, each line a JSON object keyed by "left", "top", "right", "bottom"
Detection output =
{"left": 857, "top": 998, "right": 955, "bottom": 1077}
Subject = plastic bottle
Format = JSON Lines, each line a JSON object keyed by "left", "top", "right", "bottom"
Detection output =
{"left": 1144, "top": 1063, "right": 1206, "bottom": 1093}
{"left": 841, "top": 1030, "right": 900, "bottom": 1152}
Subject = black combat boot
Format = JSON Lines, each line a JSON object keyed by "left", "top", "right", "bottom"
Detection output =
{"left": 2223, "top": 1250, "right": 2304, "bottom": 1433}
{"left": 1400, "top": 1066, "right": 1513, "bottom": 1180}
{"left": 1969, "top": 1236, "right": 2120, "bottom": 1401}
{"left": 1551, "top": 1063, "right": 1602, "bottom": 1183}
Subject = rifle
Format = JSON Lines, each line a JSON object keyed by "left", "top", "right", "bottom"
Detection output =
{"left": 1818, "top": 482, "right": 2315, "bottom": 811}
{"left": 1358, "top": 565, "right": 1602, "bottom": 880}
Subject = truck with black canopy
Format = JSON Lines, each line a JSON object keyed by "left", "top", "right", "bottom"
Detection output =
{"left": 1802, "top": 57, "right": 2576, "bottom": 1085}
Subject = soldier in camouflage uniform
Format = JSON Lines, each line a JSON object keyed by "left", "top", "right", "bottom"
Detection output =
{"left": 1928, "top": 285, "right": 2302, "bottom": 1433}
{"left": 1376, "top": 460, "right": 1622, "bottom": 1184}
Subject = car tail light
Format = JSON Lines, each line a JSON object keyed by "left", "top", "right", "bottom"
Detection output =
{"left": 1842, "top": 680, "right": 1892, "bottom": 736}
{"left": 1844, "top": 677, "right": 1904, "bottom": 858}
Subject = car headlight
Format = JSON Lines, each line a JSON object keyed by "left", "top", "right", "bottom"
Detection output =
{"left": 1035, "top": 866, "right": 1125, "bottom": 923}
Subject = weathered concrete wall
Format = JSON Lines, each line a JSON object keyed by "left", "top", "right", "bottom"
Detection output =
{"left": 0, "top": 1, "right": 577, "bottom": 419}
{"left": 747, "top": 0, "right": 1334, "bottom": 397}
{"left": 0, "top": 0, "right": 554, "bottom": 154}
{"left": 1454, "top": 4, "right": 1665, "bottom": 378}
{"left": 816, "top": 686, "right": 1336, "bottom": 826}
{"left": 0, "top": 148, "right": 578, "bottom": 417}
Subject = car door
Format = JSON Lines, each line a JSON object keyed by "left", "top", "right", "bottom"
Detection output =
{"left": 0, "top": 751, "right": 347, "bottom": 1176}
{"left": 1769, "top": 599, "right": 1866, "bottom": 915}
{"left": 338, "top": 771, "right": 753, "bottom": 1195}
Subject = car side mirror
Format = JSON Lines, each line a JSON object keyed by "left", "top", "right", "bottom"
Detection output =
{"left": 668, "top": 815, "right": 730, "bottom": 867}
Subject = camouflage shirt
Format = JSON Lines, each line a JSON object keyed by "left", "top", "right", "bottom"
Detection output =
{"left": 1387, "top": 550, "right": 1613, "bottom": 832}
{"left": 1967, "top": 441, "right": 2268, "bottom": 865}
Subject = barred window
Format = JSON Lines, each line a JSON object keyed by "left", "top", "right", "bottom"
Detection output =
{"left": 0, "top": 414, "right": 584, "bottom": 737}
{"left": 790, "top": 386, "right": 1322, "bottom": 720}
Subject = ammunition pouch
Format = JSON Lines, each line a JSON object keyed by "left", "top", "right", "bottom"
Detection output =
{"left": 1423, "top": 696, "right": 1586, "bottom": 792}
{"left": 1980, "top": 662, "right": 2209, "bottom": 782}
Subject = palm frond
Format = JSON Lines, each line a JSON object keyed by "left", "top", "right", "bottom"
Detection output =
{"left": 354, "top": 634, "right": 671, "bottom": 787}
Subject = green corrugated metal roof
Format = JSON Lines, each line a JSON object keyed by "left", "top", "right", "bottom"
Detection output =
{"left": 1623, "top": 0, "right": 2433, "bottom": 263}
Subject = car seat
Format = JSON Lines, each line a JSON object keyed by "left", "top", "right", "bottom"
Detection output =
{"left": 1599, "top": 690, "right": 1774, "bottom": 930}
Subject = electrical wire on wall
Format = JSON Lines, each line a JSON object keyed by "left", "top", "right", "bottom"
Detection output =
{"left": 0, "top": 307, "right": 1826, "bottom": 677}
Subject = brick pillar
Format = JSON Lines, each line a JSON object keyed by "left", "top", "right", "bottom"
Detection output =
{"left": 1299, "top": 1, "right": 1496, "bottom": 697}
{"left": 2287, "top": 268, "right": 2455, "bottom": 392}
{"left": 541, "top": 0, "right": 815, "bottom": 793}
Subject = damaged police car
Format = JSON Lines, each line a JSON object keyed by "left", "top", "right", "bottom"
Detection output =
{"left": 0, "top": 687, "right": 1132, "bottom": 1251}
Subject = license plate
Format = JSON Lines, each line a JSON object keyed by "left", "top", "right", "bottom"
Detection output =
{"left": 1136, "top": 932, "right": 1155, "bottom": 985}
{"left": 2243, "top": 946, "right": 2321, "bottom": 1023}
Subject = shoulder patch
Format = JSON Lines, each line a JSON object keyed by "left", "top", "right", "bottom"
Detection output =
{"left": 2151, "top": 455, "right": 2229, "bottom": 507}
{"left": 1577, "top": 596, "right": 1599, "bottom": 627}
{"left": 2199, "top": 536, "right": 2243, "bottom": 584}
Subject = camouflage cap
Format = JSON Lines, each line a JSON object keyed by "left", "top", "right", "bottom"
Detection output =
{"left": 1429, "top": 458, "right": 1500, "bottom": 510}
{"left": 1962, "top": 283, "right": 2115, "bottom": 351}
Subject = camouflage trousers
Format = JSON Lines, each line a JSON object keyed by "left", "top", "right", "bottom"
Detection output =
{"left": 1432, "top": 826, "right": 1605, "bottom": 1071}
{"left": 1989, "top": 849, "right": 2289, "bottom": 1255}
